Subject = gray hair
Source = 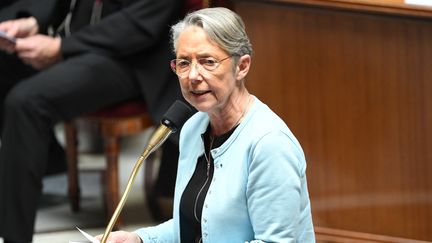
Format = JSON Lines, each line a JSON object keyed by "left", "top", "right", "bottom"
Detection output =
{"left": 171, "top": 7, "right": 253, "bottom": 57}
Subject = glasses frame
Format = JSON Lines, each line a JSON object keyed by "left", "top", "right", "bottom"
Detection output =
{"left": 170, "top": 56, "right": 232, "bottom": 77}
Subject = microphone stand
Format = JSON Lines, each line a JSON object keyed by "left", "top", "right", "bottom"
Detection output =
{"left": 100, "top": 124, "right": 172, "bottom": 243}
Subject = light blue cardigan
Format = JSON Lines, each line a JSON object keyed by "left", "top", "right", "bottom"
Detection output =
{"left": 136, "top": 96, "right": 315, "bottom": 242}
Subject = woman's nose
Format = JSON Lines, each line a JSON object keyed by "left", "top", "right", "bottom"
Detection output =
{"left": 188, "top": 62, "right": 201, "bottom": 79}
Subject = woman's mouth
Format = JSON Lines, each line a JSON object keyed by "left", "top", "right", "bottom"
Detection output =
{"left": 191, "top": 90, "right": 211, "bottom": 96}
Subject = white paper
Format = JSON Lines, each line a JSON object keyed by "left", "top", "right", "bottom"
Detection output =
{"left": 0, "top": 30, "right": 16, "bottom": 44}
{"left": 75, "top": 227, "right": 100, "bottom": 243}
{"left": 405, "top": 0, "right": 432, "bottom": 7}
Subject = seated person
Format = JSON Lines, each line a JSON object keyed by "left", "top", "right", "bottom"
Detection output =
{"left": 0, "top": 0, "right": 189, "bottom": 242}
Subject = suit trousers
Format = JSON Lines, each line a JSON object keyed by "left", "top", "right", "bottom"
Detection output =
{"left": 0, "top": 51, "right": 144, "bottom": 242}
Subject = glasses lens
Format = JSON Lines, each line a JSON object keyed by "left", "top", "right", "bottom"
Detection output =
{"left": 198, "top": 58, "right": 219, "bottom": 71}
{"left": 171, "top": 59, "right": 191, "bottom": 75}
{"left": 171, "top": 56, "right": 230, "bottom": 76}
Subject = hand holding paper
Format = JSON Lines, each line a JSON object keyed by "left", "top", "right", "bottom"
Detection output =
{"left": 0, "top": 17, "right": 38, "bottom": 52}
{"left": 95, "top": 231, "right": 143, "bottom": 243}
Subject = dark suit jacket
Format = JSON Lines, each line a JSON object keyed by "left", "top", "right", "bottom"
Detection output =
{"left": 6, "top": 0, "right": 188, "bottom": 123}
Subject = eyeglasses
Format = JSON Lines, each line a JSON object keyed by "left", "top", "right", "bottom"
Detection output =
{"left": 170, "top": 56, "right": 231, "bottom": 77}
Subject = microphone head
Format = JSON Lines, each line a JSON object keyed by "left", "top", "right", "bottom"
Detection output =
{"left": 161, "top": 100, "right": 194, "bottom": 133}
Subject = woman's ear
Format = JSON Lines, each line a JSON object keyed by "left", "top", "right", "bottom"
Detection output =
{"left": 235, "top": 54, "right": 251, "bottom": 81}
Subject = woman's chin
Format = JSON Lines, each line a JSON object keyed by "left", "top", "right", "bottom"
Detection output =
{"left": 187, "top": 94, "right": 212, "bottom": 109}
{"left": 190, "top": 101, "right": 213, "bottom": 113}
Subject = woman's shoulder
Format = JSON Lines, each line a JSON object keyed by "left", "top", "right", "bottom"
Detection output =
{"left": 247, "top": 98, "right": 289, "bottom": 133}
{"left": 245, "top": 98, "right": 303, "bottom": 149}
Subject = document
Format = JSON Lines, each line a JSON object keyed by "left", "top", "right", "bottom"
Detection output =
{"left": 69, "top": 227, "right": 100, "bottom": 243}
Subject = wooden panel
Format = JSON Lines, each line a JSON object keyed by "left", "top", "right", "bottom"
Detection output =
{"left": 315, "top": 226, "right": 432, "bottom": 243}
{"left": 260, "top": 0, "right": 432, "bottom": 19}
{"left": 233, "top": 1, "right": 432, "bottom": 241}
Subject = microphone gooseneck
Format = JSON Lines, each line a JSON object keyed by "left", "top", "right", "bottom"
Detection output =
{"left": 101, "top": 100, "right": 193, "bottom": 243}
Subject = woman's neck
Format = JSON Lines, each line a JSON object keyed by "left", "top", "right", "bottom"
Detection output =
{"left": 209, "top": 92, "right": 253, "bottom": 136}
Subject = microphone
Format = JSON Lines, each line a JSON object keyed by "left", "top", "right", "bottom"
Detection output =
{"left": 142, "top": 100, "right": 194, "bottom": 157}
{"left": 101, "top": 100, "right": 193, "bottom": 243}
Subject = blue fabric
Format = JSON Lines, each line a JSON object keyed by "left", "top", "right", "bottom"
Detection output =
{"left": 136, "top": 96, "right": 315, "bottom": 242}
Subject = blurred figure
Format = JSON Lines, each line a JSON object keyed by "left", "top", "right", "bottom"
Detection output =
{"left": 98, "top": 7, "right": 315, "bottom": 243}
{"left": 0, "top": 0, "right": 192, "bottom": 242}
{"left": 0, "top": 0, "right": 15, "bottom": 10}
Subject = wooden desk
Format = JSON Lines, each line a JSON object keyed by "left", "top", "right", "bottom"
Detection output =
{"left": 230, "top": 0, "right": 432, "bottom": 241}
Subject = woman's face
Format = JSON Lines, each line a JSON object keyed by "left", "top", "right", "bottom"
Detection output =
{"left": 175, "top": 26, "right": 249, "bottom": 115}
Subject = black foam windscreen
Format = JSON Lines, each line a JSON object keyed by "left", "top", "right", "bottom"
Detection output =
{"left": 161, "top": 100, "right": 194, "bottom": 133}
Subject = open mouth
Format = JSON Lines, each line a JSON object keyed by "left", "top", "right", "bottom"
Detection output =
{"left": 191, "top": 90, "right": 211, "bottom": 96}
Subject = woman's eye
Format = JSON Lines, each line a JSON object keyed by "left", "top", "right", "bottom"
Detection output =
{"left": 201, "top": 58, "right": 217, "bottom": 66}
{"left": 177, "top": 60, "right": 190, "bottom": 68}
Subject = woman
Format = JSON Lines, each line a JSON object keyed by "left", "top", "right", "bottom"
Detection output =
{"left": 98, "top": 7, "right": 315, "bottom": 242}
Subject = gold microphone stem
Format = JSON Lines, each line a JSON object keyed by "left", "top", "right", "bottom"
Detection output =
{"left": 100, "top": 125, "right": 172, "bottom": 243}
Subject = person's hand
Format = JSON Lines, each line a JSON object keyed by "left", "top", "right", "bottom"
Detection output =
{"left": 0, "top": 17, "right": 39, "bottom": 37}
{"left": 15, "top": 35, "right": 62, "bottom": 70}
{"left": 0, "top": 17, "right": 39, "bottom": 53}
{"left": 95, "top": 231, "right": 143, "bottom": 243}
